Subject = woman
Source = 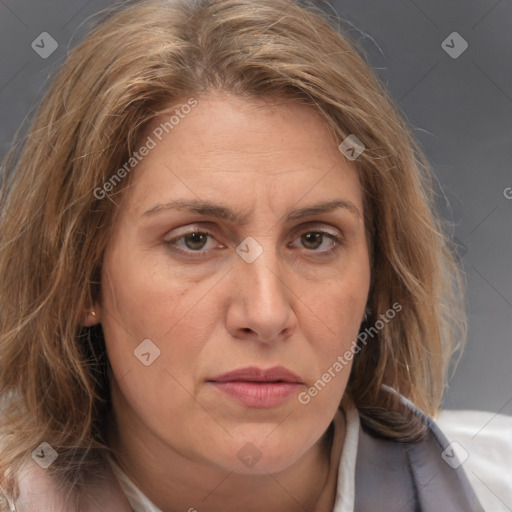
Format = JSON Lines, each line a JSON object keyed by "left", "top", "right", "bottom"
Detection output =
{"left": 0, "top": 0, "right": 492, "bottom": 510}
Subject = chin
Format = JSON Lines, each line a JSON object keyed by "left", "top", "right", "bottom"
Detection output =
{"left": 209, "top": 432, "right": 310, "bottom": 476}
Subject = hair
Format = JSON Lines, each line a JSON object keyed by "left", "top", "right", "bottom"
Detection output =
{"left": 0, "top": 0, "right": 465, "bottom": 504}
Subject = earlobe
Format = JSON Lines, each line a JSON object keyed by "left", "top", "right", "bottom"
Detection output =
{"left": 82, "top": 308, "right": 100, "bottom": 327}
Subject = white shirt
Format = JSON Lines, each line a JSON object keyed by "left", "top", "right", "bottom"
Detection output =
{"left": 436, "top": 409, "right": 512, "bottom": 512}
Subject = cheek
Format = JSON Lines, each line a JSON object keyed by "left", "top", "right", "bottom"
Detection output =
{"left": 304, "top": 270, "right": 369, "bottom": 352}
{"left": 99, "top": 243, "right": 224, "bottom": 406}
{"left": 100, "top": 253, "right": 206, "bottom": 436}
{"left": 292, "top": 273, "right": 368, "bottom": 407}
{"left": 99, "top": 250, "right": 187, "bottom": 392}
{"left": 101, "top": 243, "right": 191, "bottom": 339}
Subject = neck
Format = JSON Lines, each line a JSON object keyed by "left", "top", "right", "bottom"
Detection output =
{"left": 107, "top": 395, "right": 341, "bottom": 512}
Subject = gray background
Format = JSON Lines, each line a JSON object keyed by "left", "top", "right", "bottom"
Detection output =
{"left": 0, "top": 0, "right": 511, "bottom": 415}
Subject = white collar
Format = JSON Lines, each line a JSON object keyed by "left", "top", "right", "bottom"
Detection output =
{"left": 333, "top": 402, "right": 360, "bottom": 512}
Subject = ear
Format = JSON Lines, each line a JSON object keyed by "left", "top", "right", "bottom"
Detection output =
{"left": 82, "top": 307, "right": 101, "bottom": 327}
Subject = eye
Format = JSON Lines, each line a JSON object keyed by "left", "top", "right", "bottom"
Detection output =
{"left": 164, "top": 229, "right": 220, "bottom": 257}
{"left": 290, "top": 230, "right": 343, "bottom": 254}
{"left": 163, "top": 226, "right": 344, "bottom": 259}
{"left": 178, "top": 232, "right": 211, "bottom": 251}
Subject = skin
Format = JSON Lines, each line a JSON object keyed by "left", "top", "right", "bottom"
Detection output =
{"left": 88, "top": 93, "right": 371, "bottom": 512}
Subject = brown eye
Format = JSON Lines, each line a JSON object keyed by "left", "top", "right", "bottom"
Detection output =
{"left": 182, "top": 232, "right": 209, "bottom": 250}
{"left": 289, "top": 229, "right": 344, "bottom": 257}
{"left": 300, "top": 232, "right": 324, "bottom": 250}
{"left": 164, "top": 230, "right": 218, "bottom": 257}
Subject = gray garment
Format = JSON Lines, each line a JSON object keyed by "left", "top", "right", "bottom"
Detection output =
{"left": 355, "top": 409, "right": 485, "bottom": 511}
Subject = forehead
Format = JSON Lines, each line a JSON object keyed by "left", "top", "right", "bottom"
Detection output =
{"left": 123, "top": 93, "right": 364, "bottom": 217}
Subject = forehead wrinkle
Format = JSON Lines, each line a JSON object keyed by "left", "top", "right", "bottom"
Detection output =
{"left": 142, "top": 198, "right": 361, "bottom": 225}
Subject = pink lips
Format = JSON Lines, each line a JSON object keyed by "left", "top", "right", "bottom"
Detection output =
{"left": 208, "top": 366, "right": 303, "bottom": 408}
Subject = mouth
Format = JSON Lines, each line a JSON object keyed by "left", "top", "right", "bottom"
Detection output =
{"left": 207, "top": 366, "right": 303, "bottom": 408}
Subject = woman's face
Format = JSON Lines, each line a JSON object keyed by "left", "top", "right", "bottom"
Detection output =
{"left": 97, "top": 93, "right": 371, "bottom": 474}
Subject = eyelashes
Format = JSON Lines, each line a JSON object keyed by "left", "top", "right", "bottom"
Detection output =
{"left": 163, "top": 227, "right": 344, "bottom": 259}
{"left": 164, "top": 230, "right": 219, "bottom": 257}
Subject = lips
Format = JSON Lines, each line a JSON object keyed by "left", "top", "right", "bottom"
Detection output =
{"left": 208, "top": 366, "right": 303, "bottom": 408}
{"left": 210, "top": 366, "right": 303, "bottom": 384}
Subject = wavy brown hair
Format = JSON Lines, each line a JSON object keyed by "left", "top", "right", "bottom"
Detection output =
{"left": 0, "top": 0, "right": 465, "bottom": 503}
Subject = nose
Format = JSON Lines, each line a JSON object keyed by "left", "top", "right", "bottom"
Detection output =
{"left": 225, "top": 241, "right": 297, "bottom": 344}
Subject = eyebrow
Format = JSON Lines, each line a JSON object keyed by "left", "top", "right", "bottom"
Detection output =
{"left": 142, "top": 198, "right": 361, "bottom": 222}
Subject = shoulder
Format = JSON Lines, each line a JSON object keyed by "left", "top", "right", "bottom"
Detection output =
{"left": 436, "top": 409, "right": 512, "bottom": 512}
{"left": 12, "top": 457, "right": 132, "bottom": 512}
{"left": 12, "top": 460, "right": 67, "bottom": 512}
{"left": 354, "top": 397, "right": 486, "bottom": 512}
